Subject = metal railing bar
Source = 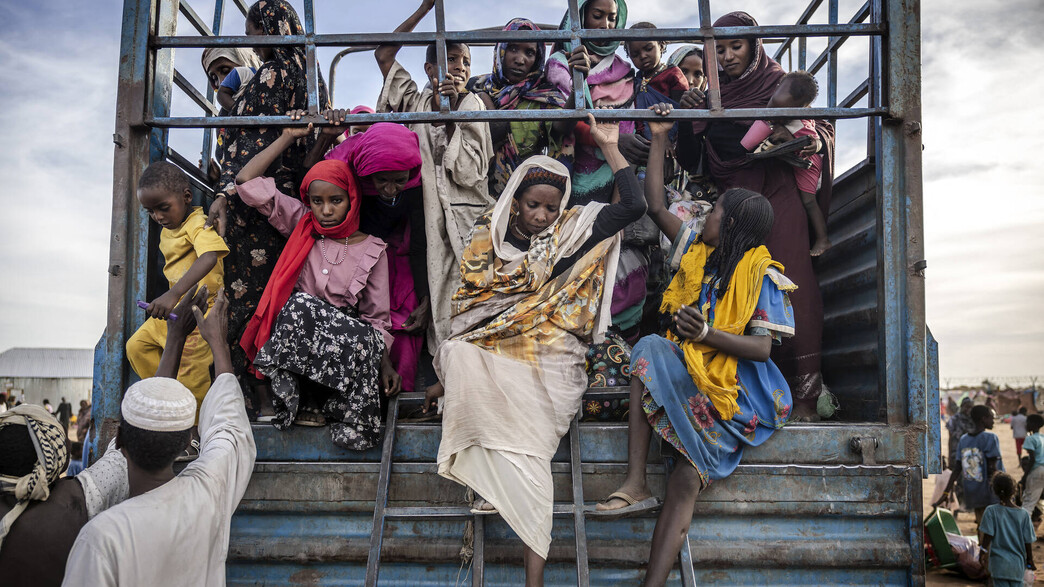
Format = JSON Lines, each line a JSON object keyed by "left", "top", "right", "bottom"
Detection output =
{"left": 840, "top": 77, "right": 870, "bottom": 109}
{"left": 199, "top": 0, "right": 225, "bottom": 186}
{"left": 178, "top": 1, "right": 214, "bottom": 36}
{"left": 828, "top": 0, "right": 839, "bottom": 108}
{"left": 433, "top": 0, "right": 450, "bottom": 112}
{"left": 165, "top": 146, "right": 216, "bottom": 196}
{"left": 698, "top": 0, "right": 722, "bottom": 112}
{"left": 173, "top": 69, "right": 219, "bottom": 116}
{"left": 231, "top": 0, "right": 249, "bottom": 17}
{"left": 567, "top": 0, "right": 584, "bottom": 108}
{"left": 302, "top": 0, "right": 320, "bottom": 115}
{"left": 147, "top": 107, "right": 888, "bottom": 128}
{"left": 151, "top": 24, "right": 884, "bottom": 48}
{"left": 807, "top": 1, "right": 873, "bottom": 75}
{"left": 773, "top": 0, "right": 825, "bottom": 61}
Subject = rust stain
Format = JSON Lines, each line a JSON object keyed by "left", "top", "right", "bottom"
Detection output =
{"left": 288, "top": 569, "right": 326, "bottom": 585}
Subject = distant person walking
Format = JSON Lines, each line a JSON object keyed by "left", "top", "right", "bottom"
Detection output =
{"left": 1011, "top": 407, "right": 1028, "bottom": 455}
{"left": 56, "top": 398, "right": 73, "bottom": 435}
{"left": 76, "top": 401, "right": 91, "bottom": 442}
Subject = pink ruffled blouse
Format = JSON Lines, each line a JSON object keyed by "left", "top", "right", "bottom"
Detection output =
{"left": 237, "top": 177, "right": 394, "bottom": 347}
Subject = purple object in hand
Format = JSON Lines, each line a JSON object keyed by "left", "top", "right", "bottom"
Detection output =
{"left": 137, "top": 300, "right": 177, "bottom": 320}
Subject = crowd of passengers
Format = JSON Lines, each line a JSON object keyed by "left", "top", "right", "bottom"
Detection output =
{"left": 0, "top": 0, "right": 842, "bottom": 585}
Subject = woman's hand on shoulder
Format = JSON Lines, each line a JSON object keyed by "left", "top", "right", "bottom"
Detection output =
{"left": 647, "top": 103, "right": 674, "bottom": 137}
{"left": 567, "top": 45, "right": 591, "bottom": 74}
{"left": 679, "top": 88, "right": 706, "bottom": 109}
{"left": 672, "top": 305, "right": 707, "bottom": 340}
{"left": 585, "top": 110, "right": 619, "bottom": 149}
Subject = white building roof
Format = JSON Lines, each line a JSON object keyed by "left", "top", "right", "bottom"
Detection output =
{"left": 0, "top": 348, "right": 94, "bottom": 379}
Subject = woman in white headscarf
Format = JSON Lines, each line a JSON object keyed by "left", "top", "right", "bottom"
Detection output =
{"left": 425, "top": 113, "right": 645, "bottom": 582}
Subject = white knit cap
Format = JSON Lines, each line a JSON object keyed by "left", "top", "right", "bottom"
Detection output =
{"left": 121, "top": 378, "right": 196, "bottom": 432}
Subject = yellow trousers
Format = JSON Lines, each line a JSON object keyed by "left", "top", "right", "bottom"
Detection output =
{"left": 126, "top": 317, "right": 213, "bottom": 422}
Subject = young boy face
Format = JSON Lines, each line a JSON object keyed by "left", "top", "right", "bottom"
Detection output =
{"left": 424, "top": 44, "right": 472, "bottom": 94}
{"left": 626, "top": 41, "right": 664, "bottom": 75}
{"left": 138, "top": 186, "right": 192, "bottom": 230}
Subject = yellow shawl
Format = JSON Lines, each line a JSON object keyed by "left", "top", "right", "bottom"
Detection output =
{"left": 660, "top": 242, "right": 785, "bottom": 420}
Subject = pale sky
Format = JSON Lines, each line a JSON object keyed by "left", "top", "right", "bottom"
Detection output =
{"left": 0, "top": 0, "right": 1041, "bottom": 382}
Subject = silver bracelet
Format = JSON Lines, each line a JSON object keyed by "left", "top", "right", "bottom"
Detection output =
{"left": 693, "top": 322, "right": 710, "bottom": 343}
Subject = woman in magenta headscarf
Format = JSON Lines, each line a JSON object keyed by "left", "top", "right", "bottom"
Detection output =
{"left": 679, "top": 12, "right": 835, "bottom": 419}
{"left": 324, "top": 123, "right": 428, "bottom": 392}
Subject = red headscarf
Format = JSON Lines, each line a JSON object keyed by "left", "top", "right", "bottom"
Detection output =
{"left": 324, "top": 123, "right": 423, "bottom": 196}
{"left": 693, "top": 12, "right": 785, "bottom": 133}
{"left": 240, "top": 160, "right": 362, "bottom": 366}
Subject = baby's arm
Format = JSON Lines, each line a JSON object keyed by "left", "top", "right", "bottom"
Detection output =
{"left": 645, "top": 106, "right": 683, "bottom": 243}
{"left": 146, "top": 252, "right": 219, "bottom": 320}
{"left": 216, "top": 86, "right": 236, "bottom": 111}
{"left": 236, "top": 123, "right": 314, "bottom": 185}
{"left": 375, "top": 0, "right": 434, "bottom": 80}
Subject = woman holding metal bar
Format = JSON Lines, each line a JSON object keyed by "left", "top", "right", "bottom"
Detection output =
{"left": 206, "top": 0, "right": 330, "bottom": 419}
{"left": 545, "top": 0, "right": 635, "bottom": 207}
{"left": 467, "top": 18, "right": 569, "bottom": 198}
{"left": 678, "top": 11, "right": 835, "bottom": 420}
{"left": 425, "top": 116, "right": 645, "bottom": 585}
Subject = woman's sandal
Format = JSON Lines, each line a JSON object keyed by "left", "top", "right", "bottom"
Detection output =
{"left": 585, "top": 491, "right": 662, "bottom": 519}
{"left": 469, "top": 497, "right": 498, "bottom": 515}
{"left": 294, "top": 408, "right": 326, "bottom": 427}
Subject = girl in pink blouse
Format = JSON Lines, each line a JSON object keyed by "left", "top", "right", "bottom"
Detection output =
{"left": 235, "top": 124, "right": 401, "bottom": 450}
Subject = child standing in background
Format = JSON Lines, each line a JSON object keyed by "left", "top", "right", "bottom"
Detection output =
{"left": 979, "top": 472, "right": 1036, "bottom": 587}
{"left": 374, "top": 0, "right": 494, "bottom": 358}
{"left": 763, "top": 71, "right": 831, "bottom": 256}
{"left": 937, "top": 405, "right": 1005, "bottom": 534}
{"left": 126, "top": 161, "right": 229, "bottom": 458}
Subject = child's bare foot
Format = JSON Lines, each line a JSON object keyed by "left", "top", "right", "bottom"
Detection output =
{"left": 810, "top": 238, "right": 832, "bottom": 257}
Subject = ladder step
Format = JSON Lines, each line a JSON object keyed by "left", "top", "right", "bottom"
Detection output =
{"left": 383, "top": 504, "right": 591, "bottom": 519}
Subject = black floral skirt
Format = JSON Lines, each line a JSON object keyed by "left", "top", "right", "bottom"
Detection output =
{"left": 254, "top": 292, "right": 385, "bottom": 450}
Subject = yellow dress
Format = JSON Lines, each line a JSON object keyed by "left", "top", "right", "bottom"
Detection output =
{"left": 126, "top": 207, "right": 228, "bottom": 416}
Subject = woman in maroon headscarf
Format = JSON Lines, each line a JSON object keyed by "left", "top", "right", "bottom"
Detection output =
{"left": 679, "top": 11, "right": 835, "bottom": 419}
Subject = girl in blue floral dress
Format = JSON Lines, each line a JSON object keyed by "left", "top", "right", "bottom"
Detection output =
{"left": 592, "top": 110, "right": 795, "bottom": 586}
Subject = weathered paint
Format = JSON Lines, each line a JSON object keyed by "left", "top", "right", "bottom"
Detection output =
{"left": 100, "top": 0, "right": 931, "bottom": 583}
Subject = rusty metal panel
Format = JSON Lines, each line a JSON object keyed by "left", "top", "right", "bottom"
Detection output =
{"left": 227, "top": 464, "right": 919, "bottom": 585}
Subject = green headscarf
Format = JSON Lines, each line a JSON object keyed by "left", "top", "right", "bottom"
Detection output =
{"left": 557, "top": 0, "right": 629, "bottom": 57}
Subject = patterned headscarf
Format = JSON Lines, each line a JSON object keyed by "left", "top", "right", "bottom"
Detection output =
{"left": 248, "top": 0, "right": 307, "bottom": 70}
{"left": 469, "top": 19, "right": 567, "bottom": 110}
{"left": 0, "top": 405, "right": 69, "bottom": 548}
{"left": 200, "top": 47, "right": 262, "bottom": 75}
{"left": 557, "top": 0, "right": 629, "bottom": 57}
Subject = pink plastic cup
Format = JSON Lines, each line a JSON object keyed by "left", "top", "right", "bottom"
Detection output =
{"left": 740, "top": 120, "right": 774, "bottom": 151}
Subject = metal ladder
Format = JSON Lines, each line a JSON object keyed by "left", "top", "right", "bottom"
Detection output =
{"left": 363, "top": 388, "right": 696, "bottom": 586}
{"left": 364, "top": 391, "right": 590, "bottom": 586}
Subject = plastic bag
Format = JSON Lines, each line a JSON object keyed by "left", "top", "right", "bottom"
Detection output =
{"left": 945, "top": 532, "right": 987, "bottom": 580}
{"left": 1025, "top": 568, "right": 1036, "bottom": 587}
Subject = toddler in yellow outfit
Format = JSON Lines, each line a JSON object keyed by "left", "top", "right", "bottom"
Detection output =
{"left": 126, "top": 162, "right": 229, "bottom": 429}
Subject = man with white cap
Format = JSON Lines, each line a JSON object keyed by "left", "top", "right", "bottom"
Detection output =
{"left": 63, "top": 289, "right": 257, "bottom": 587}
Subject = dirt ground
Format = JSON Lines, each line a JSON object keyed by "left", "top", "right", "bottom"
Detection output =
{"left": 925, "top": 419, "right": 1044, "bottom": 585}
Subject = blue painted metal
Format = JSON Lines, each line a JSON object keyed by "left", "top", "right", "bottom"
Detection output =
{"left": 926, "top": 329, "right": 942, "bottom": 475}
{"left": 101, "top": 0, "right": 931, "bottom": 583}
